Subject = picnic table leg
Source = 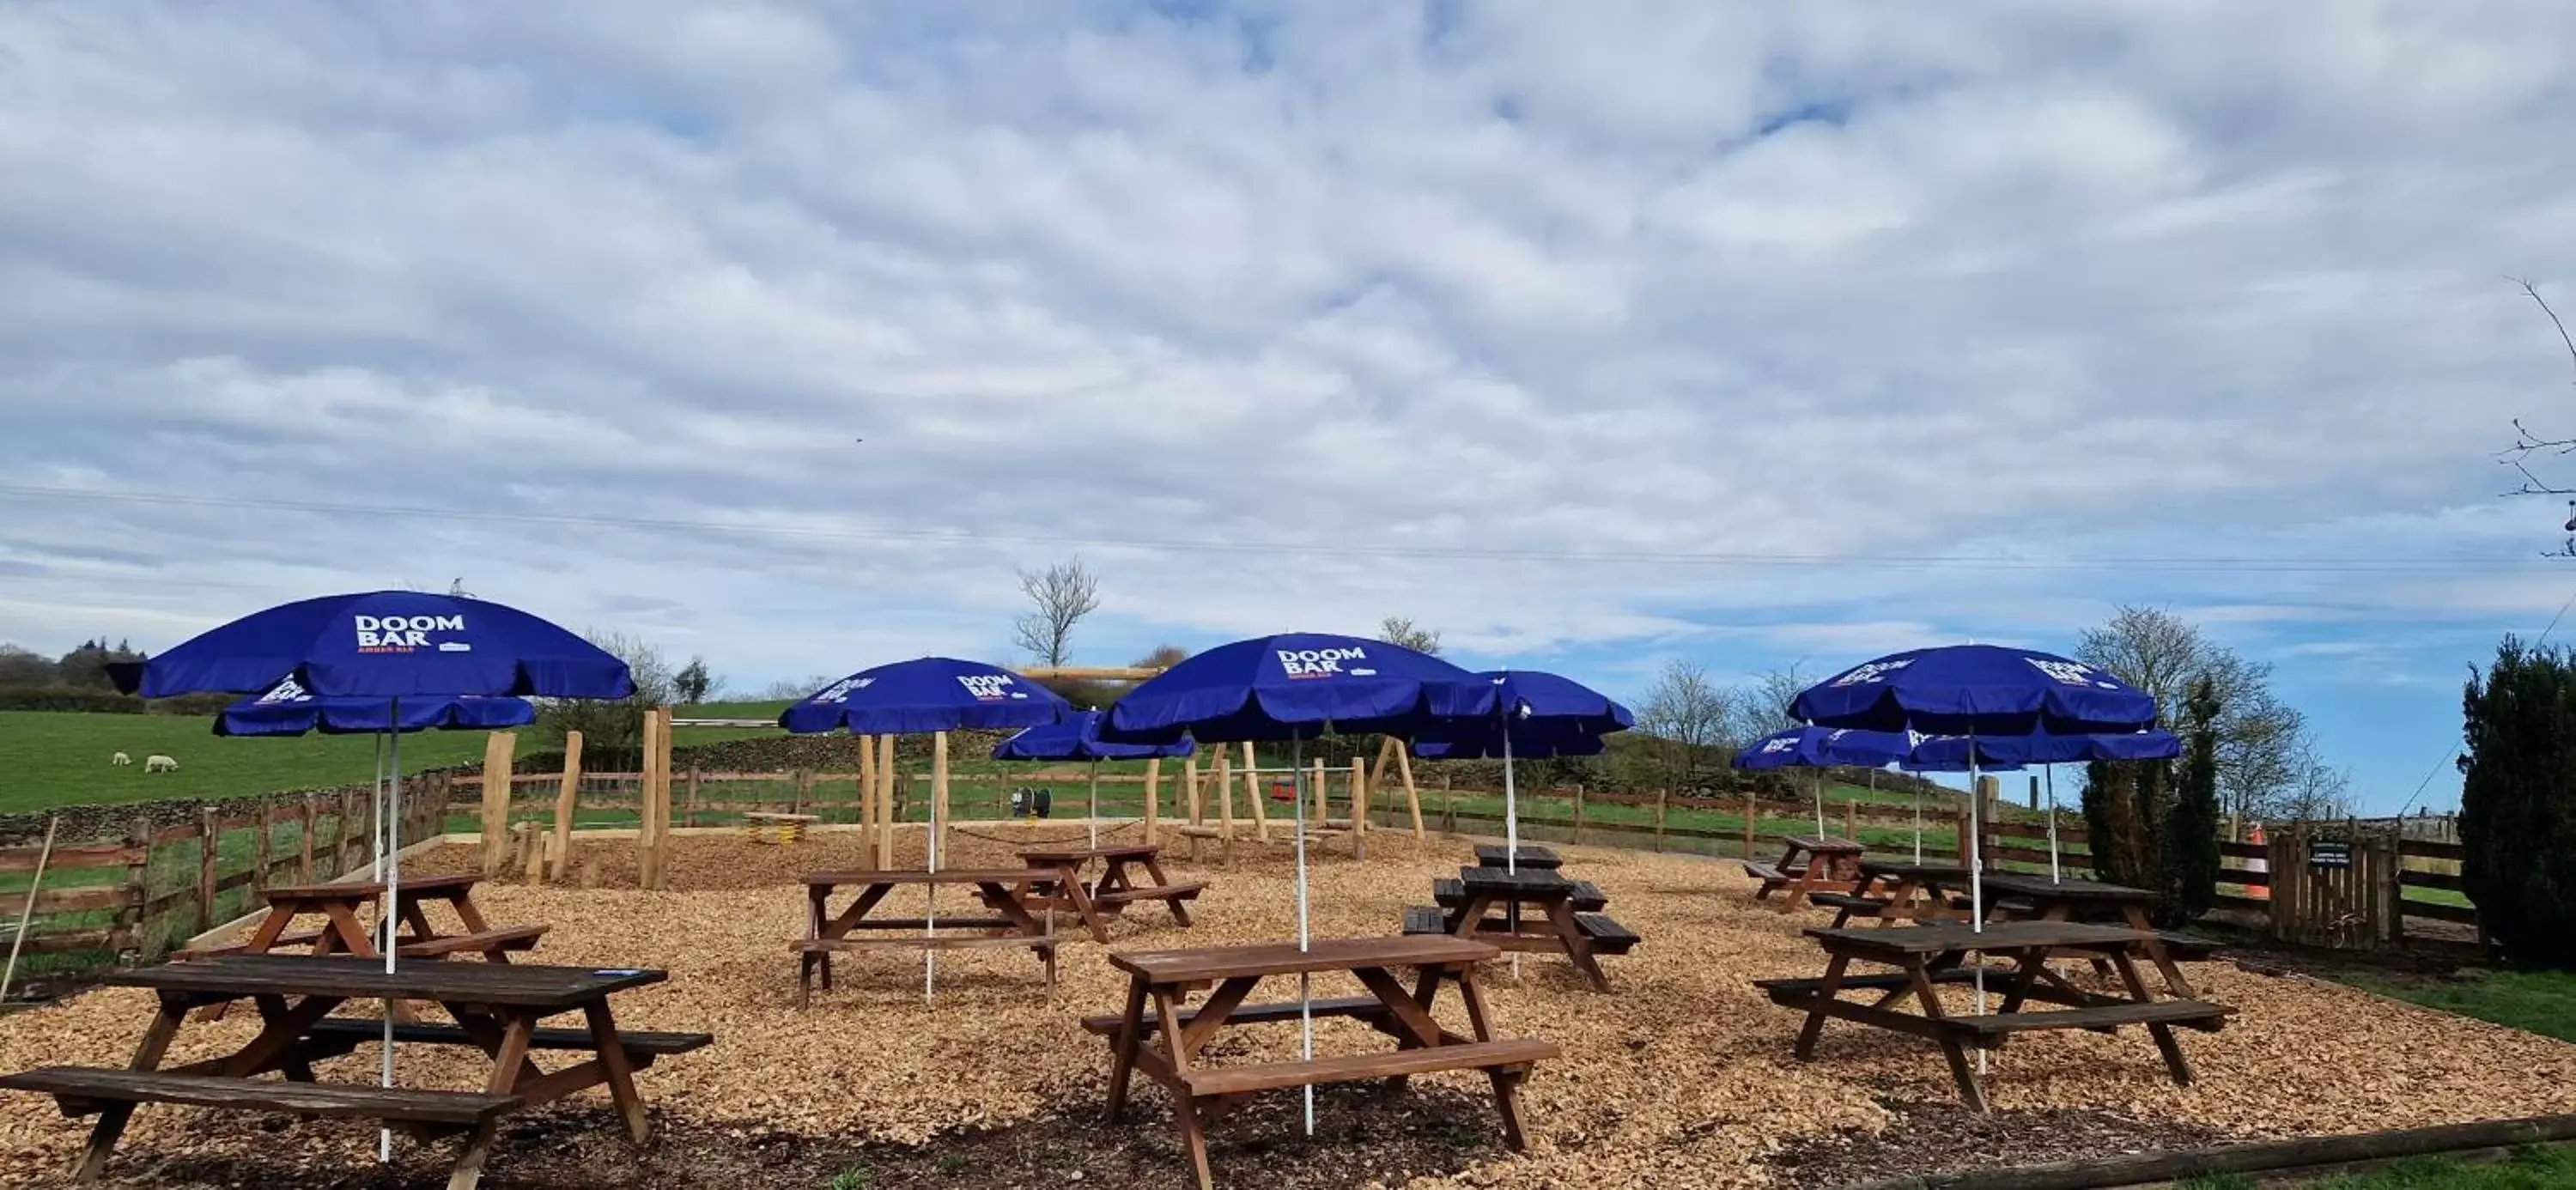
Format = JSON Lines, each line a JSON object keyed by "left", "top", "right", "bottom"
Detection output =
{"left": 75, "top": 997, "right": 187, "bottom": 1182}
{"left": 1902, "top": 961, "right": 1987, "bottom": 1113}
{"left": 2123, "top": 904, "right": 2197, "bottom": 998}
{"left": 399, "top": 900, "right": 440, "bottom": 948}
{"left": 1141, "top": 854, "right": 1194, "bottom": 926}
{"left": 1104, "top": 976, "right": 1149, "bottom": 1121}
{"left": 1792, "top": 953, "right": 1849, "bottom": 1059}
{"left": 1060, "top": 869, "right": 1109, "bottom": 943}
{"left": 443, "top": 1013, "right": 538, "bottom": 1190}
{"left": 2108, "top": 949, "right": 2196, "bottom": 1086}
{"left": 224, "top": 994, "right": 345, "bottom": 1080}
{"left": 1174, "top": 1097, "right": 1216, "bottom": 1190}
{"left": 1546, "top": 898, "right": 1610, "bottom": 993}
{"left": 1448, "top": 963, "right": 1532, "bottom": 1150}
{"left": 449, "top": 892, "right": 495, "bottom": 934}
{"left": 583, "top": 999, "right": 654, "bottom": 1144}
{"left": 195, "top": 908, "right": 298, "bottom": 1023}
{"left": 440, "top": 1003, "right": 548, "bottom": 1089}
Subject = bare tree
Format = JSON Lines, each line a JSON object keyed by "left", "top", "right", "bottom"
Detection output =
{"left": 1635, "top": 659, "right": 1739, "bottom": 788}
{"left": 1730, "top": 662, "right": 1814, "bottom": 746}
{"left": 1377, "top": 616, "right": 1442, "bottom": 655}
{"left": 2496, "top": 278, "right": 2576, "bottom": 553}
{"left": 1011, "top": 557, "right": 1102, "bottom": 668}
{"left": 538, "top": 631, "right": 676, "bottom": 760}
{"left": 2077, "top": 605, "right": 2316, "bottom": 823}
{"left": 673, "top": 656, "right": 715, "bottom": 705}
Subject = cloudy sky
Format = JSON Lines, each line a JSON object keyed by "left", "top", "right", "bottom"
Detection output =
{"left": 4, "top": 2, "right": 2574, "bottom": 812}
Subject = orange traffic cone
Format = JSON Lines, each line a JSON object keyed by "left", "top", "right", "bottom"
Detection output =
{"left": 2246, "top": 822, "right": 2269, "bottom": 900}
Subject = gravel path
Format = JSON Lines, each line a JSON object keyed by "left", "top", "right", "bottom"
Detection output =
{"left": 3, "top": 830, "right": 2573, "bottom": 1188}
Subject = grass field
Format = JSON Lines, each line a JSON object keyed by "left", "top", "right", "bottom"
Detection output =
{"left": 2332, "top": 968, "right": 2576, "bottom": 1046}
{"left": 0, "top": 710, "right": 496, "bottom": 815}
{"left": 2184, "top": 1145, "right": 2576, "bottom": 1188}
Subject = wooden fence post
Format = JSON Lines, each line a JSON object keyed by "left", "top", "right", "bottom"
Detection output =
{"left": 1844, "top": 798, "right": 1856, "bottom": 845}
{"left": 1655, "top": 790, "right": 1668, "bottom": 852}
{"left": 299, "top": 793, "right": 318, "bottom": 883}
{"left": 1350, "top": 757, "right": 1367, "bottom": 859}
{"left": 550, "top": 731, "right": 585, "bottom": 883}
{"left": 194, "top": 809, "right": 218, "bottom": 936}
{"left": 254, "top": 800, "right": 275, "bottom": 893}
{"left": 1572, "top": 784, "right": 1586, "bottom": 846}
{"left": 1144, "top": 758, "right": 1163, "bottom": 846}
{"left": 115, "top": 820, "right": 151, "bottom": 958}
{"left": 1742, "top": 790, "right": 1757, "bottom": 859}
{"left": 479, "top": 731, "right": 518, "bottom": 877}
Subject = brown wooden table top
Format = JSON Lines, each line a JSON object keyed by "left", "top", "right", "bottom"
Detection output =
{"left": 1018, "top": 844, "right": 1159, "bottom": 863}
{"left": 1110, "top": 935, "right": 1497, "bottom": 984}
{"left": 1857, "top": 861, "right": 1972, "bottom": 881}
{"left": 1976, "top": 872, "right": 2156, "bottom": 902}
{"left": 105, "top": 955, "right": 665, "bottom": 1007}
{"left": 1457, "top": 866, "right": 1575, "bottom": 896}
{"left": 257, "top": 881, "right": 384, "bottom": 902}
{"left": 801, "top": 868, "right": 1037, "bottom": 888}
{"left": 392, "top": 874, "right": 482, "bottom": 896}
{"left": 1805, "top": 920, "right": 2152, "bottom": 956}
{"left": 1473, "top": 844, "right": 1561, "bottom": 869}
{"left": 1783, "top": 835, "right": 1865, "bottom": 854}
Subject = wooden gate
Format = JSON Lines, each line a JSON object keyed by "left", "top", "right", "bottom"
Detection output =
{"left": 2268, "top": 829, "right": 2401, "bottom": 950}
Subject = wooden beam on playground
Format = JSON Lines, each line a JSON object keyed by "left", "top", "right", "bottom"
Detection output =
{"left": 1240, "top": 742, "right": 1270, "bottom": 842}
{"left": 931, "top": 731, "right": 951, "bottom": 862}
{"left": 1142, "top": 757, "right": 1162, "bottom": 845}
{"left": 874, "top": 734, "right": 896, "bottom": 868}
{"left": 547, "top": 730, "right": 583, "bottom": 881}
{"left": 1014, "top": 665, "right": 1168, "bottom": 682}
{"left": 477, "top": 731, "right": 517, "bottom": 877}
{"left": 1370, "top": 737, "right": 1425, "bottom": 846}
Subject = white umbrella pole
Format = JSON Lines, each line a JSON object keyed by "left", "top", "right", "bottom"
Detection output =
{"left": 379, "top": 700, "right": 401, "bottom": 1163}
{"left": 2045, "top": 764, "right": 2061, "bottom": 883}
{"left": 370, "top": 735, "right": 386, "bottom": 882}
{"left": 1088, "top": 761, "right": 1099, "bottom": 848}
{"left": 1911, "top": 768, "right": 1923, "bottom": 864}
{"left": 1967, "top": 732, "right": 1987, "bottom": 1075}
{"left": 925, "top": 744, "right": 938, "bottom": 1003}
{"left": 1291, "top": 735, "right": 1313, "bottom": 1136}
{"left": 1502, "top": 726, "right": 1520, "bottom": 980}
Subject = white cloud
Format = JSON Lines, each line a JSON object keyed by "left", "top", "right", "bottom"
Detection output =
{"left": 4, "top": 2, "right": 2576, "bottom": 811}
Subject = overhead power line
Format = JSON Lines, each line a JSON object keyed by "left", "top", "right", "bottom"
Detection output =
{"left": 0, "top": 481, "right": 2552, "bottom": 574}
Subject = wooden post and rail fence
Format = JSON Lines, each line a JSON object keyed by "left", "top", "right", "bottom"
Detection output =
{"left": 0, "top": 743, "right": 2488, "bottom": 976}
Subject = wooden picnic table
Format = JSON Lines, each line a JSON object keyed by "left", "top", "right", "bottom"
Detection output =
{"left": 1017, "top": 843, "right": 1205, "bottom": 939}
{"left": 0, "top": 954, "right": 708, "bottom": 1190}
{"left": 1975, "top": 872, "right": 2199, "bottom": 997}
{"left": 1086, "top": 934, "right": 1557, "bottom": 1190}
{"left": 1404, "top": 865, "right": 1637, "bottom": 992}
{"left": 1812, "top": 861, "right": 1975, "bottom": 929}
{"left": 1742, "top": 835, "right": 1866, "bottom": 912}
{"left": 1756, "top": 920, "right": 2233, "bottom": 1112}
{"left": 182, "top": 875, "right": 546, "bottom": 1022}
{"left": 795, "top": 869, "right": 1060, "bottom": 1005}
{"left": 1473, "top": 844, "right": 1561, "bottom": 871}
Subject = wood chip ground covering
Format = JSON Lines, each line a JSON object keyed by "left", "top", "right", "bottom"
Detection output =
{"left": 3, "top": 831, "right": 2573, "bottom": 1189}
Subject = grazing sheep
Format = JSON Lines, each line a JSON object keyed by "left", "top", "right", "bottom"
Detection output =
{"left": 144, "top": 754, "right": 179, "bottom": 774}
{"left": 111, "top": 751, "right": 131, "bottom": 766}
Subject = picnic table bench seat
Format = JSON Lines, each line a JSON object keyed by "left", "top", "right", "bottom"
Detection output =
{"left": 1751, "top": 962, "right": 2020, "bottom": 999}
{"left": 1939, "top": 999, "right": 2236, "bottom": 1040}
{"left": 1182, "top": 1038, "right": 1557, "bottom": 1097}
{"left": 396, "top": 925, "right": 548, "bottom": 960}
{"left": 300, "top": 1017, "right": 713, "bottom": 1059}
{"left": 1091, "top": 881, "right": 1206, "bottom": 909}
{"left": 1571, "top": 913, "right": 1641, "bottom": 956}
{"left": 0, "top": 1066, "right": 519, "bottom": 1128}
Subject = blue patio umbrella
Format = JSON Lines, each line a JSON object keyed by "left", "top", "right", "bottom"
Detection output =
{"left": 1792, "top": 645, "right": 2160, "bottom": 1059}
{"left": 1789, "top": 644, "right": 2157, "bottom": 737}
{"left": 1910, "top": 728, "right": 2182, "bottom": 880}
{"left": 1734, "top": 726, "right": 1917, "bottom": 842}
{"left": 781, "top": 658, "right": 1069, "bottom": 999}
{"left": 1419, "top": 670, "right": 1632, "bottom": 877}
{"left": 112, "top": 591, "right": 631, "bottom": 1162}
{"left": 116, "top": 589, "right": 633, "bottom": 701}
{"left": 1105, "top": 632, "right": 1474, "bottom": 1134}
{"left": 991, "top": 710, "right": 1194, "bottom": 847}
{"left": 216, "top": 674, "right": 536, "bottom": 737}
